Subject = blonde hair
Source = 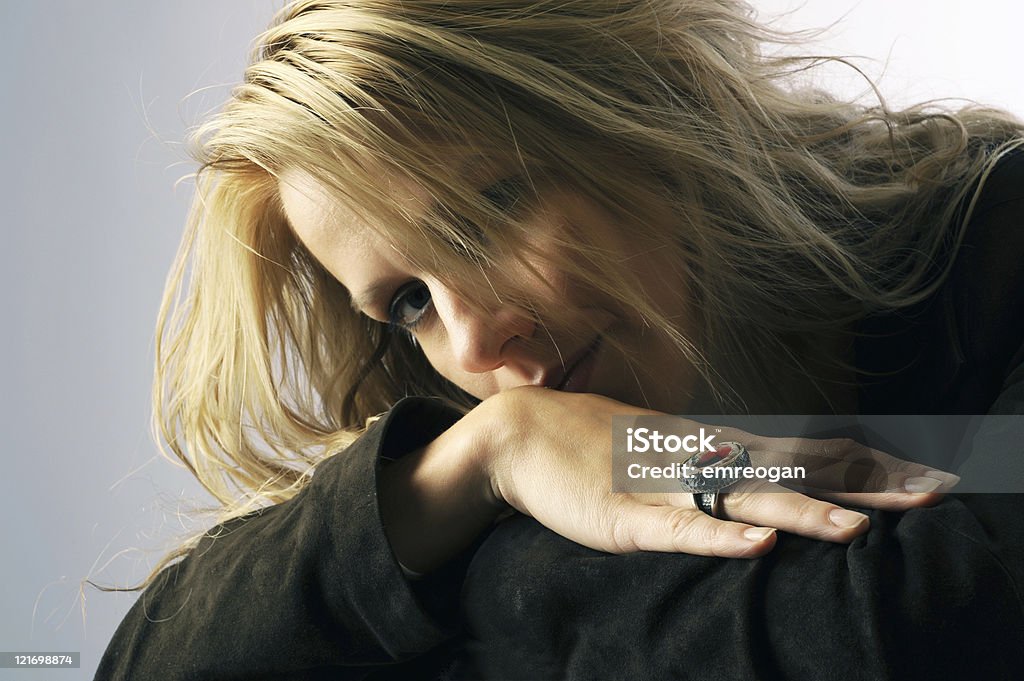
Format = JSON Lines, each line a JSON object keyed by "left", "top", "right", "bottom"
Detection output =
{"left": 141, "top": 0, "right": 1022, "bottom": 585}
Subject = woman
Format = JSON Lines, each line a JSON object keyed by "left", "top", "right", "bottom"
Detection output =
{"left": 97, "top": 0, "right": 1024, "bottom": 678}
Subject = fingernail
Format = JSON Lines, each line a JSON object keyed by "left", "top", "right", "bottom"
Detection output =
{"left": 744, "top": 527, "right": 776, "bottom": 542}
{"left": 904, "top": 476, "right": 943, "bottom": 493}
{"left": 829, "top": 508, "right": 869, "bottom": 528}
{"left": 925, "top": 470, "right": 961, "bottom": 487}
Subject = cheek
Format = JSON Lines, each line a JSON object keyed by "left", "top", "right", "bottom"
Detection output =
{"left": 413, "top": 334, "right": 500, "bottom": 400}
{"left": 410, "top": 333, "right": 449, "bottom": 379}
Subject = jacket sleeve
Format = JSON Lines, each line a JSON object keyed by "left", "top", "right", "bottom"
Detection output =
{"left": 460, "top": 433, "right": 1024, "bottom": 681}
{"left": 95, "top": 396, "right": 466, "bottom": 681}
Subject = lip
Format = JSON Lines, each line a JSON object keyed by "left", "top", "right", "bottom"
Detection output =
{"left": 545, "top": 335, "right": 603, "bottom": 392}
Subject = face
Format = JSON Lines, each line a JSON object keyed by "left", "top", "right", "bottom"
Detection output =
{"left": 277, "top": 163, "right": 700, "bottom": 413}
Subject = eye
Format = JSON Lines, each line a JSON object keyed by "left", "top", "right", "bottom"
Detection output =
{"left": 481, "top": 175, "right": 526, "bottom": 213}
{"left": 446, "top": 175, "right": 528, "bottom": 255}
{"left": 387, "top": 281, "right": 432, "bottom": 329}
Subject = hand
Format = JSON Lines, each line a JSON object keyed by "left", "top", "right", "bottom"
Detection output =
{"left": 472, "top": 387, "right": 958, "bottom": 559}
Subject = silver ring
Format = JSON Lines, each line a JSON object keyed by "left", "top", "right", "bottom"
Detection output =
{"left": 693, "top": 492, "right": 722, "bottom": 518}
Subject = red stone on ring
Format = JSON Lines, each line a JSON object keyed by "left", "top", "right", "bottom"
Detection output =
{"left": 696, "top": 444, "right": 733, "bottom": 466}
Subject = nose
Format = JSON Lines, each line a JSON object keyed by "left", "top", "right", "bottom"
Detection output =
{"left": 431, "top": 283, "right": 537, "bottom": 375}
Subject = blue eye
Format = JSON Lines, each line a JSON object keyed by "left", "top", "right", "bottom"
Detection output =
{"left": 481, "top": 176, "right": 525, "bottom": 212}
{"left": 388, "top": 281, "right": 432, "bottom": 329}
{"left": 446, "top": 176, "right": 526, "bottom": 258}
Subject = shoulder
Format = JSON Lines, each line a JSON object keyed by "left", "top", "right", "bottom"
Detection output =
{"left": 947, "top": 146, "right": 1024, "bottom": 401}
{"left": 965, "top": 146, "right": 1024, "bottom": 219}
{"left": 856, "top": 146, "right": 1024, "bottom": 414}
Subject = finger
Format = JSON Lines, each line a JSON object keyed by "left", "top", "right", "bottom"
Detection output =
{"left": 608, "top": 501, "right": 777, "bottom": 558}
{"left": 633, "top": 484, "right": 942, "bottom": 513}
{"left": 757, "top": 435, "right": 956, "bottom": 480}
{"left": 716, "top": 427, "right": 961, "bottom": 489}
{"left": 715, "top": 480, "right": 871, "bottom": 543}
{"left": 778, "top": 471, "right": 955, "bottom": 499}
{"left": 808, "top": 489, "right": 946, "bottom": 511}
{"left": 754, "top": 441, "right": 960, "bottom": 494}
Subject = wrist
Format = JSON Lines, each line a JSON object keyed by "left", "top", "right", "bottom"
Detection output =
{"left": 468, "top": 386, "right": 547, "bottom": 512}
{"left": 379, "top": 403, "right": 509, "bottom": 574}
{"left": 445, "top": 395, "right": 511, "bottom": 515}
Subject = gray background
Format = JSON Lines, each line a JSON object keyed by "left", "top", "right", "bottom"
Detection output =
{"left": 1, "top": 2, "right": 1021, "bottom": 679}
{"left": 1, "top": 2, "right": 282, "bottom": 678}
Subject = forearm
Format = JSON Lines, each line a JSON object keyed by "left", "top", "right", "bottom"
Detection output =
{"left": 378, "top": 407, "right": 505, "bottom": 574}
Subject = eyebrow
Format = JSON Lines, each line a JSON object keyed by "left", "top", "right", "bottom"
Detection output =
{"left": 329, "top": 155, "right": 507, "bottom": 319}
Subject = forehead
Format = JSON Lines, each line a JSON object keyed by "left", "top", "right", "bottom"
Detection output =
{"left": 277, "top": 167, "right": 431, "bottom": 315}
{"left": 277, "top": 167, "right": 420, "bottom": 253}
{"left": 276, "top": 148, "right": 500, "bottom": 239}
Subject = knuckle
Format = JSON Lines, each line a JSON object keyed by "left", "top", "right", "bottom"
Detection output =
{"left": 725, "top": 482, "right": 790, "bottom": 529}
{"left": 608, "top": 515, "right": 640, "bottom": 554}
{"left": 673, "top": 509, "right": 737, "bottom": 556}
{"left": 705, "top": 522, "right": 741, "bottom": 557}
{"left": 791, "top": 495, "right": 826, "bottom": 524}
{"left": 864, "top": 464, "right": 899, "bottom": 492}
{"left": 721, "top": 489, "right": 756, "bottom": 516}
{"left": 725, "top": 481, "right": 772, "bottom": 513}
{"left": 604, "top": 496, "right": 638, "bottom": 553}
{"left": 822, "top": 437, "right": 862, "bottom": 458}
{"left": 665, "top": 507, "right": 705, "bottom": 549}
{"left": 665, "top": 506, "right": 698, "bottom": 536}
{"left": 843, "top": 457, "right": 891, "bottom": 492}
